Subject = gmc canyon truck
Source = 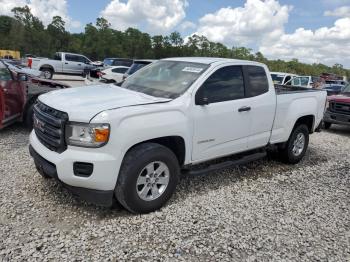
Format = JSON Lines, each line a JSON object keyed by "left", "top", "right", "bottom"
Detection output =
{"left": 30, "top": 52, "right": 96, "bottom": 79}
{"left": 29, "top": 58, "right": 327, "bottom": 213}
{"left": 0, "top": 60, "right": 69, "bottom": 129}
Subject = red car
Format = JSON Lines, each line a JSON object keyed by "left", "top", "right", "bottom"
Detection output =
{"left": 0, "top": 60, "right": 69, "bottom": 129}
{"left": 323, "top": 83, "right": 350, "bottom": 129}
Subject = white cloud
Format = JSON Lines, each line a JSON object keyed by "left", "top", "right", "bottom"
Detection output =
{"left": 0, "top": 0, "right": 81, "bottom": 29}
{"left": 179, "top": 20, "right": 196, "bottom": 31}
{"left": 193, "top": 0, "right": 350, "bottom": 67}
{"left": 0, "top": 0, "right": 27, "bottom": 16}
{"left": 100, "top": 0, "right": 188, "bottom": 34}
{"left": 324, "top": 6, "right": 350, "bottom": 17}
{"left": 260, "top": 17, "right": 350, "bottom": 66}
{"left": 195, "top": 0, "right": 291, "bottom": 46}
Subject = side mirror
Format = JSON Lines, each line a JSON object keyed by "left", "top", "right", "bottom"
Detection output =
{"left": 18, "top": 73, "right": 28, "bottom": 82}
{"left": 195, "top": 94, "right": 209, "bottom": 106}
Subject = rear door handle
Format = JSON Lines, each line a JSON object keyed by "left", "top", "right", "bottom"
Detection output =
{"left": 65, "top": 62, "right": 68, "bottom": 64}
{"left": 238, "top": 106, "right": 251, "bottom": 112}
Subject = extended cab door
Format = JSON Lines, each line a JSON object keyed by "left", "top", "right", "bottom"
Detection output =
{"left": 243, "top": 65, "right": 276, "bottom": 149}
{"left": 192, "top": 65, "right": 251, "bottom": 161}
{"left": 0, "top": 61, "right": 25, "bottom": 125}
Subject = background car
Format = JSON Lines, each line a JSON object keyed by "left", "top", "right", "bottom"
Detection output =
{"left": 322, "top": 85, "right": 344, "bottom": 96}
{"left": 122, "top": 59, "right": 156, "bottom": 81}
{"left": 97, "top": 66, "right": 130, "bottom": 83}
{"left": 271, "top": 72, "right": 297, "bottom": 85}
{"left": 103, "top": 58, "right": 133, "bottom": 67}
{"left": 323, "top": 83, "right": 350, "bottom": 129}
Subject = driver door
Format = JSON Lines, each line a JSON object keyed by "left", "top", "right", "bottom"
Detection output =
{"left": 192, "top": 65, "right": 251, "bottom": 162}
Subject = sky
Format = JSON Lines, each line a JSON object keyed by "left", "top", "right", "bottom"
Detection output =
{"left": 1, "top": 0, "right": 350, "bottom": 67}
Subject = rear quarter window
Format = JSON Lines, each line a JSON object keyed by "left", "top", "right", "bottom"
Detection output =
{"left": 245, "top": 65, "right": 269, "bottom": 97}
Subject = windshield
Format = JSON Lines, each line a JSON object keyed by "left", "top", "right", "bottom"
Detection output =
{"left": 120, "top": 60, "right": 209, "bottom": 99}
{"left": 342, "top": 83, "right": 350, "bottom": 93}
{"left": 271, "top": 74, "right": 284, "bottom": 84}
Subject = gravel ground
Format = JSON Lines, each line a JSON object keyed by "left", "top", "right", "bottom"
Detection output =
{"left": 0, "top": 124, "right": 349, "bottom": 261}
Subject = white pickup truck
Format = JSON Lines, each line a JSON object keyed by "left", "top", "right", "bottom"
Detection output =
{"left": 29, "top": 58, "right": 327, "bottom": 213}
{"left": 30, "top": 52, "right": 95, "bottom": 79}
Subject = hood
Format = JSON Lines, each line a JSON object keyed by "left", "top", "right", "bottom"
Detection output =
{"left": 328, "top": 93, "right": 350, "bottom": 103}
{"left": 38, "top": 84, "right": 171, "bottom": 121}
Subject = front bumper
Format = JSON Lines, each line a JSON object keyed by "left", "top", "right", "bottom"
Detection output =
{"left": 29, "top": 131, "right": 123, "bottom": 206}
{"left": 30, "top": 145, "right": 114, "bottom": 206}
{"left": 324, "top": 110, "right": 350, "bottom": 126}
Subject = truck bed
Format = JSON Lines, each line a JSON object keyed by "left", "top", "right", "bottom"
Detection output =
{"left": 270, "top": 85, "right": 327, "bottom": 144}
{"left": 275, "top": 84, "right": 325, "bottom": 94}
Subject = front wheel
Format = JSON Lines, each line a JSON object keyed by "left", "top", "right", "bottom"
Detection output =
{"left": 279, "top": 124, "right": 309, "bottom": 164}
{"left": 115, "top": 143, "right": 180, "bottom": 214}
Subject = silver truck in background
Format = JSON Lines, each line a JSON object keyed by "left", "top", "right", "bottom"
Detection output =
{"left": 30, "top": 52, "right": 96, "bottom": 79}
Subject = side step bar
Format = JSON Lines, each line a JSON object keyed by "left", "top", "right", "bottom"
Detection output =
{"left": 183, "top": 152, "right": 267, "bottom": 177}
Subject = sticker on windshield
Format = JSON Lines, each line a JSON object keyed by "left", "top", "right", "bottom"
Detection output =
{"left": 182, "top": 67, "right": 203, "bottom": 73}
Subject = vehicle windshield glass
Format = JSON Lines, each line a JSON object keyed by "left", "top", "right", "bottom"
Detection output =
{"left": 120, "top": 60, "right": 209, "bottom": 99}
{"left": 271, "top": 74, "right": 284, "bottom": 84}
{"left": 342, "top": 83, "right": 350, "bottom": 93}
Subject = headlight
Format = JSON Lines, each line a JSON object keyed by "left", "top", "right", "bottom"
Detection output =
{"left": 66, "top": 123, "right": 110, "bottom": 148}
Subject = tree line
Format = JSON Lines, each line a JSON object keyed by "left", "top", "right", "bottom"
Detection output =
{"left": 0, "top": 6, "right": 349, "bottom": 78}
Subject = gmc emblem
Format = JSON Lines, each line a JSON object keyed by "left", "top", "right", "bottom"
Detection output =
{"left": 34, "top": 116, "right": 45, "bottom": 132}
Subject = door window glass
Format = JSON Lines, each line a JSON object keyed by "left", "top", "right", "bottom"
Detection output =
{"left": 245, "top": 66, "right": 269, "bottom": 96}
{"left": 199, "top": 66, "right": 245, "bottom": 103}
{"left": 65, "top": 54, "right": 79, "bottom": 62}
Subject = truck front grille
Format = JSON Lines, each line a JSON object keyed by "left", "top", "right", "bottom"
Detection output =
{"left": 330, "top": 102, "right": 350, "bottom": 115}
{"left": 33, "top": 101, "right": 68, "bottom": 153}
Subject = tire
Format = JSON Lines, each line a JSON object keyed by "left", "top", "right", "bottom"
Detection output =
{"left": 279, "top": 124, "right": 309, "bottom": 164}
{"left": 323, "top": 121, "right": 332, "bottom": 130}
{"left": 115, "top": 143, "right": 180, "bottom": 214}
{"left": 24, "top": 103, "right": 35, "bottom": 130}
{"left": 40, "top": 68, "right": 53, "bottom": 79}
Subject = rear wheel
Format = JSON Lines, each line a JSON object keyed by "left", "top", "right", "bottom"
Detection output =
{"left": 323, "top": 121, "right": 332, "bottom": 130}
{"left": 40, "top": 68, "right": 53, "bottom": 79}
{"left": 115, "top": 143, "right": 180, "bottom": 214}
{"left": 279, "top": 124, "right": 309, "bottom": 164}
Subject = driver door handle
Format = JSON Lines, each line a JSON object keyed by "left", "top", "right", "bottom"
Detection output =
{"left": 238, "top": 106, "right": 251, "bottom": 112}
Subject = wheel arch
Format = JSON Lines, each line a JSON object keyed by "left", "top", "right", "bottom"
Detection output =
{"left": 124, "top": 136, "right": 186, "bottom": 166}
{"left": 293, "top": 115, "right": 315, "bottom": 134}
{"left": 39, "top": 65, "right": 55, "bottom": 72}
